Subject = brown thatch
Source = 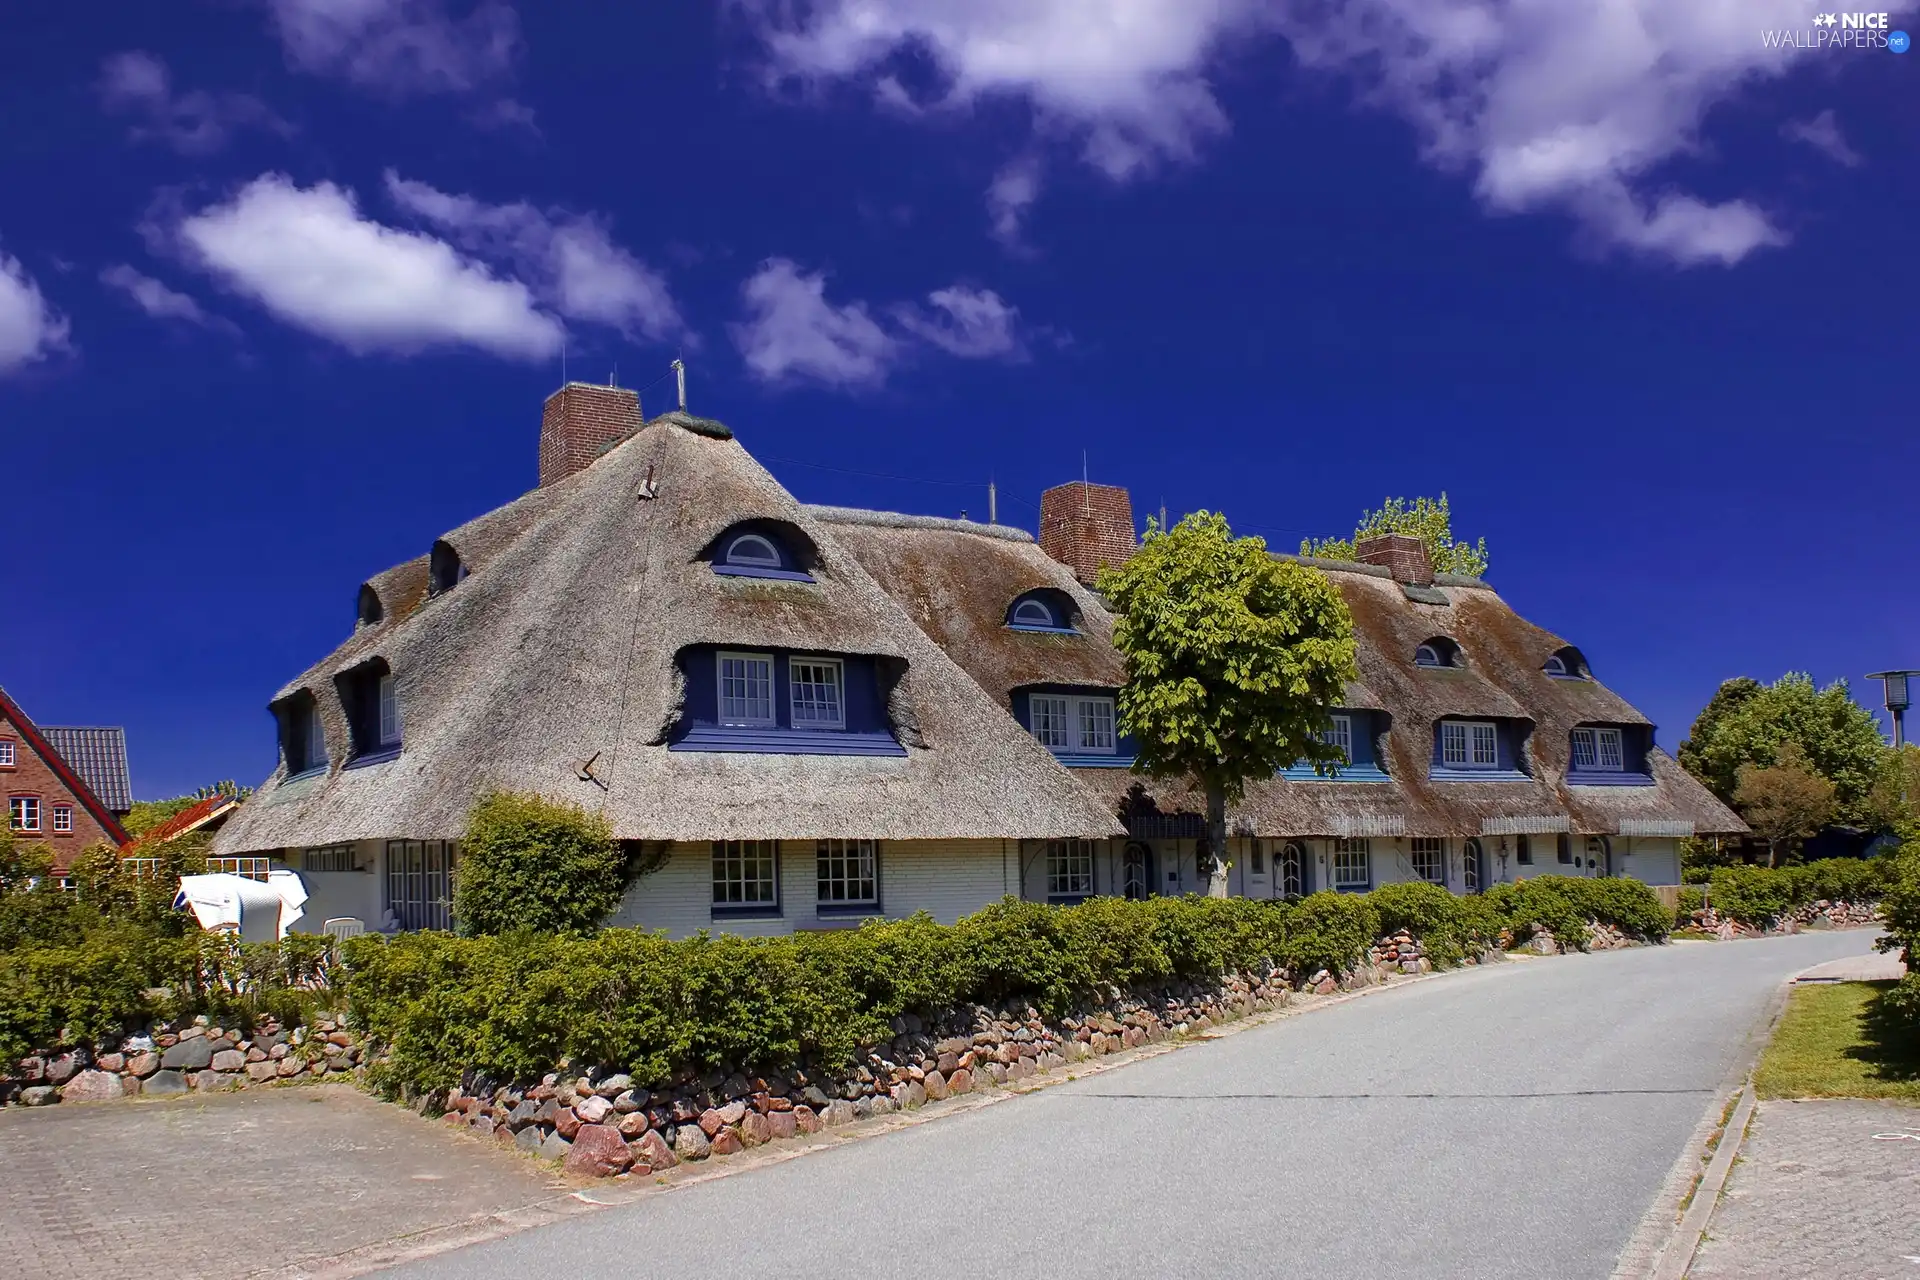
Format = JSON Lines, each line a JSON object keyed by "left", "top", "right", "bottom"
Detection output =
{"left": 216, "top": 420, "right": 1124, "bottom": 854}
{"left": 832, "top": 521, "right": 1745, "bottom": 840}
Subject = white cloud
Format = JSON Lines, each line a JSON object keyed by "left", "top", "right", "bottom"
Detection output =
{"left": 267, "top": 0, "right": 518, "bottom": 96}
{"left": 98, "top": 51, "right": 287, "bottom": 154}
{"left": 1782, "top": 109, "right": 1861, "bottom": 167}
{"left": 987, "top": 154, "right": 1042, "bottom": 249}
{"left": 731, "top": 260, "right": 1033, "bottom": 388}
{"left": 170, "top": 174, "right": 563, "bottom": 359}
{"left": 0, "top": 250, "right": 72, "bottom": 375}
{"left": 99, "top": 264, "right": 219, "bottom": 326}
{"left": 893, "top": 286, "right": 1025, "bottom": 358}
{"left": 383, "top": 172, "right": 681, "bottom": 340}
{"left": 732, "top": 259, "right": 899, "bottom": 388}
{"left": 743, "top": 0, "right": 1816, "bottom": 266}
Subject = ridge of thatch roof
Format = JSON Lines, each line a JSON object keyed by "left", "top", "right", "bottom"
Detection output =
{"left": 219, "top": 422, "right": 1123, "bottom": 854}
{"left": 808, "top": 505, "right": 1036, "bottom": 543}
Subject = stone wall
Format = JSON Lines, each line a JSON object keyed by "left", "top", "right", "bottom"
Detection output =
{"left": 3, "top": 1012, "right": 360, "bottom": 1107}
{"left": 1680, "top": 898, "right": 1879, "bottom": 940}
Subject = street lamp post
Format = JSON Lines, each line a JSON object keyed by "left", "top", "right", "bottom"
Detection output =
{"left": 1867, "top": 670, "right": 1920, "bottom": 747}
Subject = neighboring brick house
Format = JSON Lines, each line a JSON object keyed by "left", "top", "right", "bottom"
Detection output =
{"left": 0, "top": 687, "right": 131, "bottom": 869}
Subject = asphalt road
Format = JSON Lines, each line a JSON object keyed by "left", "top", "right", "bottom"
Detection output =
{"left": 384, "top": 930, "right": 1879, "bottom": 1280}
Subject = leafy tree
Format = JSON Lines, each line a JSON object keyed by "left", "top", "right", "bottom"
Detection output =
{"left": 1300, "top": 494, "right": 1489, "bottom": 579}
{"left": 1733, "top": 742, "right": 1837, "bottom": 867}
{"left": 1101, "top": 511, "right": 1358, "bottom": 897}
{"left": 453, "top": 791, "right": 642, "bottom": 936}
{"left": 1677, "top": 672, "right": 1889, "bottom": 827}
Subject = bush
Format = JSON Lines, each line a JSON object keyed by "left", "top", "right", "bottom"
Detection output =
{"left": 1483, "top": 876, "right": 1671, "bottom": 950}
{"left": 1367, "top": 881, "right": 1495, "bottom": 968}
{"left": 1676, "top": 886, "right": 1705, "bottom": 918}
{"left": 1705, "top": 858, "right": 1891, "bottom": 928}
{"left": 452, "top": 791, "right": 637, "bottom": 937}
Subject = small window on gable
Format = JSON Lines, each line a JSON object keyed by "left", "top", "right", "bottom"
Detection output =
{"left": 725, "top": 533, "right": 782, "bottom": 569}
{"left": 1012, "top": 597, "right": 1056, "bottom": 628}
{"left": 429, "top": 541, "right": 467, "bottom": 595}
{"left": 1414, "top": 636, "right": 1462, "bottom": 668}
{"left": 357, "top": 584, "right": 384, "bottom": 627}
{"left": 1544, "top": 646, "right": 1589, "bottom": 679}
{"left": 709, "top": 523, "right": 815, "bottom": 582}
{"left": 281, "top": 693, "right": 327, "bottom": 777}
{"left": 0, "top": 740, "right": 13, "bottom": 769}
{"left": 1006, "top": 588, "right": 1078, "bottom": 632}
{"left": 335, "top": 660, "right": 400, "bottom": 762}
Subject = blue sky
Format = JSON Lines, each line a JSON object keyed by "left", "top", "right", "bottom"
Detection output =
{"left": 1, "top": 2, "right": 1912, "bottom": 799}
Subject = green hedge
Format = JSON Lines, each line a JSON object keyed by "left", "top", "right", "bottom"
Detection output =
{"left": 1706, "top": 858, "right": 1894, "bottom": 928}
{"left": 341, "top": 880, "right": 1667, "bottom": 1096}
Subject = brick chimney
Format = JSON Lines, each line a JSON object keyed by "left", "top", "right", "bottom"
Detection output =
{"left": 1039, "top": 481, "right": 1136, "bottom": 585}
{"left": 540, "top": 382, "right": 643, "bottom": 487}
{"left": 1354, "top": 534, "right": 1434, "bottom": 586}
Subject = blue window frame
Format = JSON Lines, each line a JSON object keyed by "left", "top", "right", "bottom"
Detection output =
{"left": 1414, "top": 636, "right": 1462, "bottom": 668}
{"left": 712, "top": 526, "right": 815, "bottom": 582}
{"left": 1006, "top": 589, "right": 1079, "bottom": 633}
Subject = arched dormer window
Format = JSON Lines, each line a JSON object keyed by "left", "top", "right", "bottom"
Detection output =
{"left": 429, "top": 540, "right": 467, "bottom": 595}
{"left": 1006, "top": 588, "right": 1080, "bottom": 633}
{"left": 1414, "top": 636, "right": 1463, "bottom": 668}
{"left": 1544, "top": 646, "right": 1590, "bottom": 679}
{"left": 706, "top": 521, "right": 817, "bottom": 582}
{"left": 275, "top": 691, "right": 328, "bottom": 778}
{"left": 357, "top": 584, "right": 384, "bottom": 628}
{"left": 335, "top": 658, "right": 402, "bottom": 765}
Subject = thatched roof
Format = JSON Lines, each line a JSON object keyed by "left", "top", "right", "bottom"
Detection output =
{"left": 217, "top": 420, "right": 1123, "bottom": 854}
{"left": 832, "top": 523, "right": 1746, "bottom": 840}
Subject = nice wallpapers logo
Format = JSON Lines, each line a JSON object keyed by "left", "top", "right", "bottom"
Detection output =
{"left": 1763, "top": 12, "right": 1912, "bottom": 50}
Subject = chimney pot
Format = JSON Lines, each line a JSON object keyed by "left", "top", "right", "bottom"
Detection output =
{"left": 1354, "top": 534, "right": 1434, "bottom": 586}
{"left": 540, "top": 383, "right": 643, "bottom": 487}
{"left": 1038, "top": 481, "right": 1136, "bottom": 585}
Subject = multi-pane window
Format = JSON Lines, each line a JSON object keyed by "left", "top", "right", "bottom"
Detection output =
{"left": 1046, "top": 839, "right": 1095, "bottom": 899}
{"left": 0, "top": 740, "right": 14, "bottom": 767}
{"left": 1279, "top": 843, "right": 1304, "bottom": 897}
{"left": 816, "top": 839, "right": 877, "bottom": 906}
{"left": 51, "top": 805, "right": 73, "bottom": 834}
{"left": 304, "top": 844, "right": 357, "bottom": 873}
{"left": 718, "top": 653, "right": 775, "bottom": 726}
{"left": 1410, "top": 837, "right": 1445, "bottom": 884}
{"left": 1441, "top": 720, "right": 1499, "bottom": 768}
{"left": 386, "top": 840, "right": 455, "bottom": 930}
{"left": 1462, "top": 839, "right": 1484, "bottom": 894}
{"left": 9, "top": 796, "right": 40, "bottom": 833}
{"left": 1571, "top": 727, "right": 1625, "bottom": 771}
{"left": 790, "top": 658, "right": 845, "bottom": 729}
{"left": 1332, "top": 838, "right": 1370, "bottom": 891}
{"left": 377, "top": 673, "right": 401, "bottom": 746}
{"left": 712, "top": 840, "right": 779, "bottom": 909}
{"left": 1011, "top": 598, "right": 1057, "bottom": 628}
{"left": 209, "top": 856, "right": 272, "bottom": 882}
{"left": 1030, "top": 695, "right": 1117, "bottom": 755}
{"left": 123, "top": 857, "right": 160, "bottom": 879}
{"left": 1321, "top": 715, "right": 1352, "bottom": 764}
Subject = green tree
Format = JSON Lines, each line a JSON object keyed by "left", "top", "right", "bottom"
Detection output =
{"left": 453, "top": 791, "right": 638, "bottom": 936}
{"left": 1301, "top": 494, "right": 1489, "bottom": 579}
{"left": 1101, "top": 511, "right": 1358, "bottom": 897}
{"left": 1677, "top": 673, "right": 1889, "bottom": 827}
{"left": 1733, "top": 742, "right": 1837, "bottom": 867}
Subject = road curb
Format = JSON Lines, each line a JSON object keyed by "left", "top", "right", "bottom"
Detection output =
{"left": 1620, "top": 975, "right": 1798, "bottom": 1280}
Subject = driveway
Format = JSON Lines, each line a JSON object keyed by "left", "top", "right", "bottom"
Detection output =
{"left": 381, "top": 929, "right": 1879, "bottom": 1280}
{"left": 0, "top": 1085, "right": 574, "bottom": 1280}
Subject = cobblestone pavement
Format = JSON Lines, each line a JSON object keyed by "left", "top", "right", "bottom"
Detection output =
{"left": 0, "top": 1085, "right": 571, "bottom": 1280}
{"left": 1689, "top": 1098, "right": 1920, "bottom": 1279}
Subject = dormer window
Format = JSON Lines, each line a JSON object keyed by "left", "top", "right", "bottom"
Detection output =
{"left": 1320, "top": 714, "right": 1352, "bottom": 764}
{"left": 1544, "top": 646, "right": 1590, "bottom": 679}
{"left": 336, "top": 660, "right": 401, "bottom": 763}
{"left": 674, "top": 646, "right": 905, "bottom": 757}
{"left": 709, "top": 522, "right": 816, "bottom": 582}
{"left": 1440, "top": 719, "right": 1498, "bottom": 769}
{"left": 358, "top": 584, "right": 383, "bottom": 627}
{"left": 1005, "top": 588, "right": 1079, "bottom": 633}
{"left": 718, "top": 652, "right": 776, "bottom": 726}
{"left": 429, "top": 540, "right": 467, "bottom": 595}
{"left": 1571, "top": 726, "right": 1624, "bottom": 772}
{"left": 1414, "top": 636, "right": 1463, "bottom": 668}
{"left": 279, "top": 693, "right": 327, "bottom": 777}
{"left": 789, "top": 658, "right": 845, "bottom": 729}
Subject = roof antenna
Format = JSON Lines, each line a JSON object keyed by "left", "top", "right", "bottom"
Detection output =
{"left": 988, "top": 477, "right": 998, "bottom": 525}
{"left": 1082, "top": 450, "right": 1090, "bottom": 518}
{"left": 561, "top": 336, "right": 567, "bottom": 385}
{"left": 672, "top": 357, "right": 686, "bottom": 411}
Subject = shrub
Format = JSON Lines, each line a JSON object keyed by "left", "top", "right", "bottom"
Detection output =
{"left": 1278, "top": 891, "right": 1378, "bottom": 978}
{"left": 1676, "top": 886, "right": 1705, "bottom": 917}
{"left": 452, "top": 791, "right": 635, "bottom": 937}
{"left": 1368, "top": 881, "right": 1483, "bottom": 968}
{"left": 1708, "top": 865, "right": 1795, "bottom": 928}
{"left": 1482, "top": 876, "right": 1671, "bottom": 950}
{"left": 1705, "top": 858, "right": 1891, "bottom": 928}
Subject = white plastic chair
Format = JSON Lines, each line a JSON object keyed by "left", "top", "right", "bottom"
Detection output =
{"left": 322, "top": 917, "right": 366, "bottom": 941}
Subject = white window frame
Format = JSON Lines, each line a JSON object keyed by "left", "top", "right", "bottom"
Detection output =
{"left": 1441, "top": 720, "right": 1500, "bottom": 769}
{"left": 816, "top": 839, "right": 878, "bottom": 907}
{"left": 123, "top": 857, "right": 160, "bottom": 880}
{"left": 1046, "top": 838, "right": 1095, "bottom": 899}
{"left": 1543, "top": 654, "right": 1568, "bottom": 677}
{"left": 9, "top": 796, "right": 40, "bottom": 833}
{"left": 208, "top": 856, "right": 272, "bottom": 882}
{"left": 1410, "top": 837, "right": 1446, "bottom": 884}
{"left": 1030, "top": 695, "right": 1071, "bottom": 750}
{"left": 377, "top": 672, "right": 401, "bottom": 746}
{"left": 51, "top": 805, "right": 73, "bottom": 834}
{"left": 302, "top": 706, "right": 326, "bottom": 771}
{"left": 0, "top": 740, "right": 13, "bottom": 767}
{"left": 789, "top": 656, "right": 846, "bottom": 730}
{"left": 1414, "top": 644, "right": 1441, "bottom": 667}
{"left": 1011, "top": 597, "right": 1057, "bottom": 628}
{"left": 1279, "top": 842, "right": 1305, "bottom": 897}
{"left": 304, "top": 844, "right": 357, "bottom": 873}
{"left": 725, "top": 533, "right": 782, "bottom": 569}
{"left": 1031, "top": 694, "right": 1117, "bottom": 755}
{"left": 717, "top": 651, "right": 776, "bottom": 727}
{"left": 1571, "top": 726, "right": 1625, "bottom": 772}
{"left": 712, "top": 840, "right": 780, "bottom": 910}
{"left": 386, "top": 840, "right": 455, "bottom": 930}
{"left": 1321, "top": 714, "right": 1352, "bottom": 764}
{"left": 1331, "top": 838, "right": 1370, "bottom": 891}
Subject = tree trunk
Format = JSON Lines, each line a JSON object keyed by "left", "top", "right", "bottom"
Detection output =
{"left": 1205, "top": 784, "right": 1229, "bottom": 899}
